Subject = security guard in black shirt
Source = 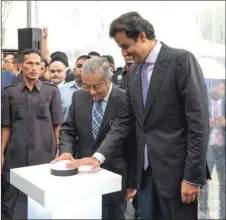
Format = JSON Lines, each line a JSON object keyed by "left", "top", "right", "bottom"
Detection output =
{"left": 1, "top": 49, "right": 64, "bottom": 219}
{"left": 112, "top": 66, "right": 127, "bottom": 89}
{"left": 112, "top": 54, "right": 134, "bottom": 90}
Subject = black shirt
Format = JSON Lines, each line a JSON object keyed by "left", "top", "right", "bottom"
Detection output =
{"left": 112, "top": 67, "right": 128, "bottom": 90}
{"left": 2, "top": 80, "right": 64, "bottom": 170}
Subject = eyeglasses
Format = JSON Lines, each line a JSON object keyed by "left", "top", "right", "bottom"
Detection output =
{"left": 82, "top": 81, "right": 107, "bottom": 92}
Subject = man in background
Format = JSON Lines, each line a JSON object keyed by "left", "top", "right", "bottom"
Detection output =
{"left": 102, "top": 55, "right": 116, "bottom": 72}
{"left": 2, "top": 53, "right": 20, "bottom": 75}
{"left": 48, "top": 60, "right": 67, "bottom": 87}
{"left": 40, "top": 58, "right": 49, "bottom": 81}
{"left": 50, "top": 51, "right": 75, "bottom": 82}
{"left": 113, "top": 53, "right": 134, "bottom": 89}
{"left": 59, "top": 55, "right": 90, "bottom": 120}
{"left": 1, "top": 69, "right": 16, "bottom": 93}
{"left": 41, "top": 27, "right": 75, "bottom": 82}
{"left": 200, "top": 79, "right": 225, "bottom": 219}
{"left": 73, "top": 55, "right": 91, "bottom": 86}
{"left": 88, "top": 51, "right": 101, "bottom": 58}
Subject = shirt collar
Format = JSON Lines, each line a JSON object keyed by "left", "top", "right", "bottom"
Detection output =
{"left": 19, "top": 79, "right": 42, "bottom": 92}
{"left": 69, "top": 80, "right": 79, "bottom": 90}
{"left": 103, "top": 82, "right": 112, "bottom": 103}
{"left": 145, "top": 40, "right": 162, "bottom": 64}
{"left": 57, "top": 81, "right": 65, "bottom": 88}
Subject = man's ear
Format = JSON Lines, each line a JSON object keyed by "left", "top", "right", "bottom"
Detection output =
{"left": 18, "top": 63, "right": 22, "bottom": 71}
{"left": 138, "top": 32, "right": 147, "bottom": 43}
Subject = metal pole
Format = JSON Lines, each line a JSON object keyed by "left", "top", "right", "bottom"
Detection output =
{"left": 27, "top": 1, "right": 32, "bottom": 27}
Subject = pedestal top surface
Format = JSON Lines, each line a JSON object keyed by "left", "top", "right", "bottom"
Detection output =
{"left": 10, "top": 163, "right": 121, "bottom": 207}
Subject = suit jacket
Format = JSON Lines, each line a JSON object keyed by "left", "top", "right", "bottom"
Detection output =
{"left": 97, "top": 43, "right": 210, "bottom": 198}
{"left": 59, "top": 84, "right": 137, "bottom": 202}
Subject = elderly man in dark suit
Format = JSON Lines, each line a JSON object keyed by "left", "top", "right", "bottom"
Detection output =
{"left": 69, "top": 12, "right": 211, "bottom": 220}
{"left": 54, "top": 57, "right": 137, "bottom": 220}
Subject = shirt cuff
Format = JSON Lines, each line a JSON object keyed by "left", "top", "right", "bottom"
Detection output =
{"left": 92, "top": 152, "right": 106, "bottom": 164}
{"left": 184, "top": 180, "right": 201, "bottom": 186}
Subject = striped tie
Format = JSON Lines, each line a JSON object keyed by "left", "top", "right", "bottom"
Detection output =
{"left": 92, "top": 100, "right": 104, "bottom": 140}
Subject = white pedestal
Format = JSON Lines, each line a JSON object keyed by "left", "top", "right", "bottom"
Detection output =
{"left": 10, "top": 163, "right": 122, "bottom": 219}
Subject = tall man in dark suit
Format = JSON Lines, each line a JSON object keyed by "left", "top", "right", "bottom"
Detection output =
{"left": 54, "top": 57, "right": 137, "bottom": 220}
{"left": 69, "top": 12, "right": 210, "bottom": 220}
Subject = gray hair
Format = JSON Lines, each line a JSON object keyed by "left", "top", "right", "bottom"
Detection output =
{"left": 81, "top": 57, "right": 113, "bottom": 80}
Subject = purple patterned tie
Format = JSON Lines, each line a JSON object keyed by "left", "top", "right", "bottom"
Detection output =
{"left": 141, "top": 62, "right": 149, "bottom": 170}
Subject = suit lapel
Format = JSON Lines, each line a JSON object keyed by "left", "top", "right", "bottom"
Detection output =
{"left": 95, "top": 85, "right": 118, "bottom": 143}
{"left": 132, "top": 64, "right": 144, "bottom": 122}
{"left": 143, "top": 44, "right": 170, "bottom": 121}
{"left": 84, "top": 94, "right": 94, "bottom": 143}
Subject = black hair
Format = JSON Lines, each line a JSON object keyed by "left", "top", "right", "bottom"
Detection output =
{"left": 12, "top": 53, "right": 20, "bottom": 64}
{"left": 48, "top": 59, "right": 67, "bottom": 68}
{"left": 50, "top": 51, "right": 69, "bottom": 67}
{"left": 20, "top": 48, "right": 42, "bottom": 63}
{"left": 76, "top": 55, "right": 91, "bottom": 63}
{"left": 41, "top": 58, "right": 48, "bottom": 67}
{"left": 101, "top": 55, "right": 115, "bottom": 65}
{"left": 109, "top": 11, "right": 156, "bottom": 41}
{"left": 88, "top": 51, "right": 101, "bottom": 57}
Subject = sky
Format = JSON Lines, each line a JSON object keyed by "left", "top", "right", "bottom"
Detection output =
{"left": 2, "top": 1, "right": 225, "bottom": 67}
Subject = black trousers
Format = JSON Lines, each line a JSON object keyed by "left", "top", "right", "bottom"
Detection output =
{"left": 1, "top": 179, "right": 27, "bottom": 220}
{"left": 138, "top": 168, "right": 198, "bottom": 220}
{"left": 102, "top": 191, "right": 126, "bottom": 220}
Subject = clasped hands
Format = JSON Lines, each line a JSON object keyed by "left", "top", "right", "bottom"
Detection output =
{"left": 52, "top": 153, "right": 100, "bottom": 171}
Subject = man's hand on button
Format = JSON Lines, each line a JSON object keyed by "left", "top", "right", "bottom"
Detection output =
{"left": 66, "top": 157, "right": 100, "bottom": 171}
{"left": 51, "top": 153, "right": 73, "bottom": 163}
